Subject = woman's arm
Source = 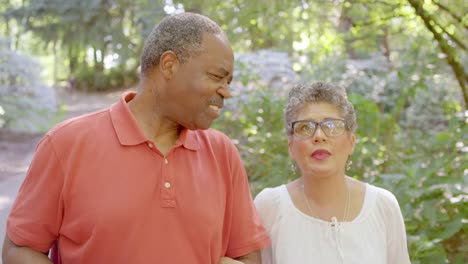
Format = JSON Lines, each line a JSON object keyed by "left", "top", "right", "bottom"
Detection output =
{"left": 235, "top": 250, "right": 261, "bottom": 264}
{"left": 219, "top": 250, "right": 261, "bottom": 264}
{"left": 2, "top": 235, "right": 52, "bottom": 264}
{"left": 382, "top": 190, "right": 411, "bottom": 264}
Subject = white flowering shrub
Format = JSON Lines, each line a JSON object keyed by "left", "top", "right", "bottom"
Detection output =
{"left": 229, "top": 49, "right": 299, "bottom": 105}
{"left": 0, "top": 39, "right": 57, "bottom": 133}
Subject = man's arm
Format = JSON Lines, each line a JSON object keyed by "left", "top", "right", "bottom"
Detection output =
{"left": 2, "top": 235, "right": 52, "bottom": 264}
{"left": 219, "top": 250, "right": 261, "bottom": 264}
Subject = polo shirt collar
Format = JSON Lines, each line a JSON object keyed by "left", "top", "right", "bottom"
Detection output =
{"left": 177, "top": 128, "right": 200, "bottom": 151}
{"left": 110, "top": 92, "right": 200, "bottom": 151}
{"left": 110, "top": 92, "right": 147, "bottom": 146}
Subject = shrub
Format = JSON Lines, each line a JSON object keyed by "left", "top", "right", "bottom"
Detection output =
{"left": 0, "top": 39, "right": 57, "bottom": 133}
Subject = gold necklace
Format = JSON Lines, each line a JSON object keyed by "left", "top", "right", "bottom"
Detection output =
{"left": 302, "top": 178, "right": 351, "bottom": 222}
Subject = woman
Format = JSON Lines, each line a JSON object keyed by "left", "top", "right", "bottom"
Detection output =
{"left": 254, "top": 82, "right": 410, "bottom": 264}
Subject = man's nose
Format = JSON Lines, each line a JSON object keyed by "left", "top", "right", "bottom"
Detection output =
{"left": 218, "top": 81, "right": 231, "bottom": 99}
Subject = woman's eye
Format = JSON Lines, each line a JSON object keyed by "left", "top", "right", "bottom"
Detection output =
{"left": 300, "top": 123, "right": 313, "bottom": 131}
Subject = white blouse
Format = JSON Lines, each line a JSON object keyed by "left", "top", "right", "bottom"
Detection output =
{"left": 254, "top": 184, "right": 411, "bottom": 264}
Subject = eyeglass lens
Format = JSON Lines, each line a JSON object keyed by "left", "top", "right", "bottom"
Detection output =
{"left": 293, "top": 119, "right": 345, "bottom": 138}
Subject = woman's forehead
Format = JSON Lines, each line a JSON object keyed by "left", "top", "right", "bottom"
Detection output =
{"left": 295, "top": 102, "right": 342, "bottom": 119}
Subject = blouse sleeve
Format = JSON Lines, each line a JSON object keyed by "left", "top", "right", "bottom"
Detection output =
{"left": 378, "top": 188, "right": 411, "bottom": 264}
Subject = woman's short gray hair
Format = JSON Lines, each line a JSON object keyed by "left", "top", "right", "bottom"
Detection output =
{"left": 284, "top": 82, "right": 357, "bottom": 135}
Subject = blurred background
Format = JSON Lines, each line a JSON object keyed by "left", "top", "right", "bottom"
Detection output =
{"left": 0, "top": 0, "right": 467, "bottom": 263}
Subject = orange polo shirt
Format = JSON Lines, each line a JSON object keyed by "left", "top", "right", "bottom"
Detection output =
{"left": 7, "top": 92, "right": 270, "bottom": 263}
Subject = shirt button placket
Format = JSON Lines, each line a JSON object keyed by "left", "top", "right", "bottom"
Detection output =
{"left": 161, "top": 156, "right": 175, "bottom": 207}
{"left": 164, "top": 158, "right": 170, "bottom": 189}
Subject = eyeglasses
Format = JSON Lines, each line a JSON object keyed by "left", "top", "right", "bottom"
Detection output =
{"left": 291, "top": 118, "right": 346, "bottom": 139}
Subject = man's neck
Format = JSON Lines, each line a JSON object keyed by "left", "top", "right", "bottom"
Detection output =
{"left": 128, "top": 90, "right": 181, "bottom": 155}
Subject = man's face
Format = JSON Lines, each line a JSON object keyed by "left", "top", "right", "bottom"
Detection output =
{"left": 160, "top": 33, "right": 234, "bottom": 130}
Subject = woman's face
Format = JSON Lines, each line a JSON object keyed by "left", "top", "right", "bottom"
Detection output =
{"left": 288, "top": 102, "right": 356, "bottom": 178}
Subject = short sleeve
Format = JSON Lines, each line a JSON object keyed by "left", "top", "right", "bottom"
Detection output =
{"left": 6, "top": 135, "right": 64, "bottom": 253}
{"left": 223, "top": 139, "right": 271, "bottom": 258}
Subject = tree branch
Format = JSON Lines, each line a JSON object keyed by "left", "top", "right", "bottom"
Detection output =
{"left": 408, "top": 0, "right": 468, "bottom": 108}
{"left": 353, "top": 13, "right": 406, "bottom": 27}
{"left": 432, "top": 0, "right": 467, "bottom": 29}
{"left": 431, "top": 18, "right": 467, "bottom": 50}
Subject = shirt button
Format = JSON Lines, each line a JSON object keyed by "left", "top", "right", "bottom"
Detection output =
{"left": 164, "top": 158, "right": 168, "bottom": 164}
{"left": 148, "top": 143, "right": 153, "bottom": 148}
{"left": 164, "top": 182, "right": 171, "bottom": 188}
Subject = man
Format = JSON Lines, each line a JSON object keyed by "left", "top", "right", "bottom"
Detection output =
{"left": 2, "top": 12, "right": 270, "bottom": 264}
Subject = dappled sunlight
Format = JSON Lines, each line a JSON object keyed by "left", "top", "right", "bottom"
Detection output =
{"left": 1, "top": 0, "right": 466, "bottom": 261}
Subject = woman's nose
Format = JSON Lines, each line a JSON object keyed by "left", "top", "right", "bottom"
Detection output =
{"left": 312, "top": 125, "right": 327, "bottom": 142}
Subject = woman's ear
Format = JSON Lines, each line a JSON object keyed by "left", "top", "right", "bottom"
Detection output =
{"left": 349, "top": 133, "right": 356, "bottom": 155}
{"left": 288, "top": 136, "right": 294, "bottom": 158}
{"left": 159, "top": 51, "right": 179, "bottom": 79}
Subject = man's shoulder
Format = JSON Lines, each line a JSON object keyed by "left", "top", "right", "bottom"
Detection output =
{"left": 189, "top": 129, "right": 240, "bottom": 157}
{"left": 192, "top": 128, "right": 233, "bottom": 144}
{"left": 194, "top": 127, "right": 227, "bottom": 136}
{"left": 47, "top": 107, "right": 111, "bottom": 140}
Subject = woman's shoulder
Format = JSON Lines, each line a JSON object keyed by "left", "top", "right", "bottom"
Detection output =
{"left": 369, "top": 184, "right": 399, "bottom": 204}
{"left": 365, "top": 183, "right": 404, "bottom": 218}
{"left": 255, "top": 185, "right": 286, "bottom": 206}
{"left": 254, "top": 185, "right": 288, "bottom": 225}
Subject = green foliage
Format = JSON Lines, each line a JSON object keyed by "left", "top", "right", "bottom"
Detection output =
{"left": 2, "top": 0, "right": 166, "bottom": 91}
{"left": 350, "top": 93, "right": 467, "bottom": 263}
{"left": 214, "top": 84, "right": 291, "bottom": 192}
{"left": 74, "top": 66, "right": 138, "bottom": 92}
{"left": 218, "top": 80, "right": 466, "bottom": 263}
{"left": 1, "top": 0, "right": 466, "bottom": 261}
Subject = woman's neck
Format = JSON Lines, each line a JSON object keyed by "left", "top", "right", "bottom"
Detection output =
{"left": 301, "top": 174, "right": 348, "bottom": 204}
{"left": 299, "top": 175, "right": 351, "bottom": 221}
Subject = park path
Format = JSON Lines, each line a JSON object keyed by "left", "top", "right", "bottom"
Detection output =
{"left": 0, "top": 88, "right": 126, "bottom": 259}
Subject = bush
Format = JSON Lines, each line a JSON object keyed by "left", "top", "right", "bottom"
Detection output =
{"left": 74, "top": 66, "right": 138, "bottom": 92}
{"left": 0, "top": 39, "right": 57, "bottom": 133}
{"left": 215, "top": 50, "right": 467, "bottom": 263}
{"left": 351, "top": 95, "right": 467, "bottom": 264}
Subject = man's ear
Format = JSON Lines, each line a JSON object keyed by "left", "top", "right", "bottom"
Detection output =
{"left": 159, "top": 51, "right": 179, "bottom": 79}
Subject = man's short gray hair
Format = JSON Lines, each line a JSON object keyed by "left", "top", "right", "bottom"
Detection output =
{"left": 284, "top": 82, "right": 357, "bottom": 135}
{"left": 140, "top": 12, "right": 223, "bottom": 75}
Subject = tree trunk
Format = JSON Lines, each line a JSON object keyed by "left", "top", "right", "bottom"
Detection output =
{"left": 68, "top": 45, "right": 77, "bottom": 74}
{"left": 53, "top": 40, "right": 58, "bottom": 86}
{"left": 381, "top": 26, "right": 391, "bottom": 63}
{"left": 338, "top": 0, "right": 358, "bottom": 59}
